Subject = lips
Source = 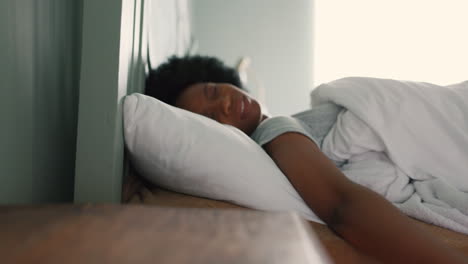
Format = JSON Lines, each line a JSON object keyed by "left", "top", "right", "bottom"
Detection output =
{"left": 240, "top": 95, "right": 251, "bottom": 120}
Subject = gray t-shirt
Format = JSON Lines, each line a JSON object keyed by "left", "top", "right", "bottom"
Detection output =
{"left": 250, "top": 103, "right": 345, "bottom": 167}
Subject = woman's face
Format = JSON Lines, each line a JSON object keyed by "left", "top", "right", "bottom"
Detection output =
{"left": 175, "top": 82, "right": 267, "bottom": 135}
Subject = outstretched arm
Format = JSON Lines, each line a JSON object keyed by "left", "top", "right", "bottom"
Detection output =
{"left": 263, "top": 132, "right": 467, "bottom": 264}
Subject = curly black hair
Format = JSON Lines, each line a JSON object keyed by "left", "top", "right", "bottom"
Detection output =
{"left": 145, "top": 55, "right": 245, "bottom": 105}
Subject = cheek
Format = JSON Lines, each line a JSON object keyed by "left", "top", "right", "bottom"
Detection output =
{"left": 218, "top": 101, "right": 261, "bottom": 134}
{"left": 243, "top": 103, "right": 262, "bottom": 133}
{"left": 219, "top": 116, "right": 249, "bottom": 134}
{"left": 250, "top": 101, "right": 262, "bottom": 122}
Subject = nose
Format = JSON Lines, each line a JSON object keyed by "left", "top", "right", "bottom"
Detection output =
{"left": 220, "top": 95, "right": 231, "bottom": 116}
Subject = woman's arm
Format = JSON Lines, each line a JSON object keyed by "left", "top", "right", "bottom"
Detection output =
{"left": 263, "top": 132, "right": 467, "bottom": 264}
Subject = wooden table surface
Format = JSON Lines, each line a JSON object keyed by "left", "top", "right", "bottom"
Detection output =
{"left": 0, "top": 204, "right": 332, "bottom": 264}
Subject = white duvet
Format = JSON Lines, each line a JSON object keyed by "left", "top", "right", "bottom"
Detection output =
{"left": 311, "top": 77, "right": 468, "bottom": 234}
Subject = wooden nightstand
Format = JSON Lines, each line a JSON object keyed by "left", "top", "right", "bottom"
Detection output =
{"left": 0, "top": 205, "right": 331, "bottom": 264}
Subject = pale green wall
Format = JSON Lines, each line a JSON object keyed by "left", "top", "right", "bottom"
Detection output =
{"left": 0, "top": 0, "right": 82, "bottom": 203}
{"left": 74, "top": 0, "right": 147, "bottom": 203}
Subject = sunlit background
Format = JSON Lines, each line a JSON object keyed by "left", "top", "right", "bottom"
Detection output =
{"left": 314, "top": 0, "right": 468, "bottom": 86}
{"left": 2, "top": 0, "right": 467, "bottom": 203}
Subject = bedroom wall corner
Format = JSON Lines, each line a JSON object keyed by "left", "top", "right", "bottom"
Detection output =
{"left": 74, "top": 0, "right": 147, "bottom": 203}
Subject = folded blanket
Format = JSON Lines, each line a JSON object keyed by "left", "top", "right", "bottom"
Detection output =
{"left": 311, "top": 77, "right": 468, "bottom": 234}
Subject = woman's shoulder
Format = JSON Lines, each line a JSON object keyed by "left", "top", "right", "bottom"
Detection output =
{"left": 292, "top": 103, "right": 343, "bottom": 120}
{"left": 250, "top": 115, "right": 321, "bottom": 148}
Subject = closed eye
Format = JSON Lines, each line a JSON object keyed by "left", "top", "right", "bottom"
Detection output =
{"left": 212, "top": 84, "right": 218, "bottom": 99}
{"left": 205, "top": 83, "right": 217, "bottom": 100}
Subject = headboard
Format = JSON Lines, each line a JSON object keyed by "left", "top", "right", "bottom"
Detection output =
{"left": 74, "top": 0, "right": 191, "bottom": 203}
{"left": 73, "top": 0, "right": 147, "bottom": 202}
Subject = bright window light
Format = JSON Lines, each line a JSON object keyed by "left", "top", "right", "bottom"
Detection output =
{"left": 314, "top": 0, "right": 468, "bottom": 86}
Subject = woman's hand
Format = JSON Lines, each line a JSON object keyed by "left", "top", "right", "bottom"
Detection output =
{"left": 263, "top": 132, "right": 467, "bottom": 264}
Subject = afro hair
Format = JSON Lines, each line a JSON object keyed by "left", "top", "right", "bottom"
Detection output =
{"left": 145, "top": 55, "right": 245, "bottom": 105}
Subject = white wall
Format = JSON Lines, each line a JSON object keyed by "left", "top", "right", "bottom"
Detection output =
{"left": 147, "top": 0, "right": 192, "bottom": 68}
{"left": 314, "top": 0, "right": 468, "bottom": 86}
{"left": 190, "top": 0, "right": 314, "bottom": 116}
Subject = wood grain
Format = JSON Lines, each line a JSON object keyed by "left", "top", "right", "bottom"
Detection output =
{"left": 126, "top": 183, "right": 468, "bottom": 263}
{"left": 0, "top": 205, "right": 331, "bottom": 264}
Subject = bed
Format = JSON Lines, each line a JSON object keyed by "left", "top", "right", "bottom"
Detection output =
{"left": 74, "top": 1, "right": 468, "bottom": 262}
{"left": 122, "top": 165, "right": 468, "bottom": 264}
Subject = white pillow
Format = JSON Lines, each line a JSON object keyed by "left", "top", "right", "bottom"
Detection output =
{"left": 123, "top": 93, "right": 322, "bottom": 223}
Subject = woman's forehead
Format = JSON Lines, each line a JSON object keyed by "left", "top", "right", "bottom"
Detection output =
{"left": 175, "top": 83, "right": 207, "bottom": 113}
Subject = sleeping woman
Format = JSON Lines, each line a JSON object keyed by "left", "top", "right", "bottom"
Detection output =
{"left": 145, "top": 55, "right": 467, "bottom": 264}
